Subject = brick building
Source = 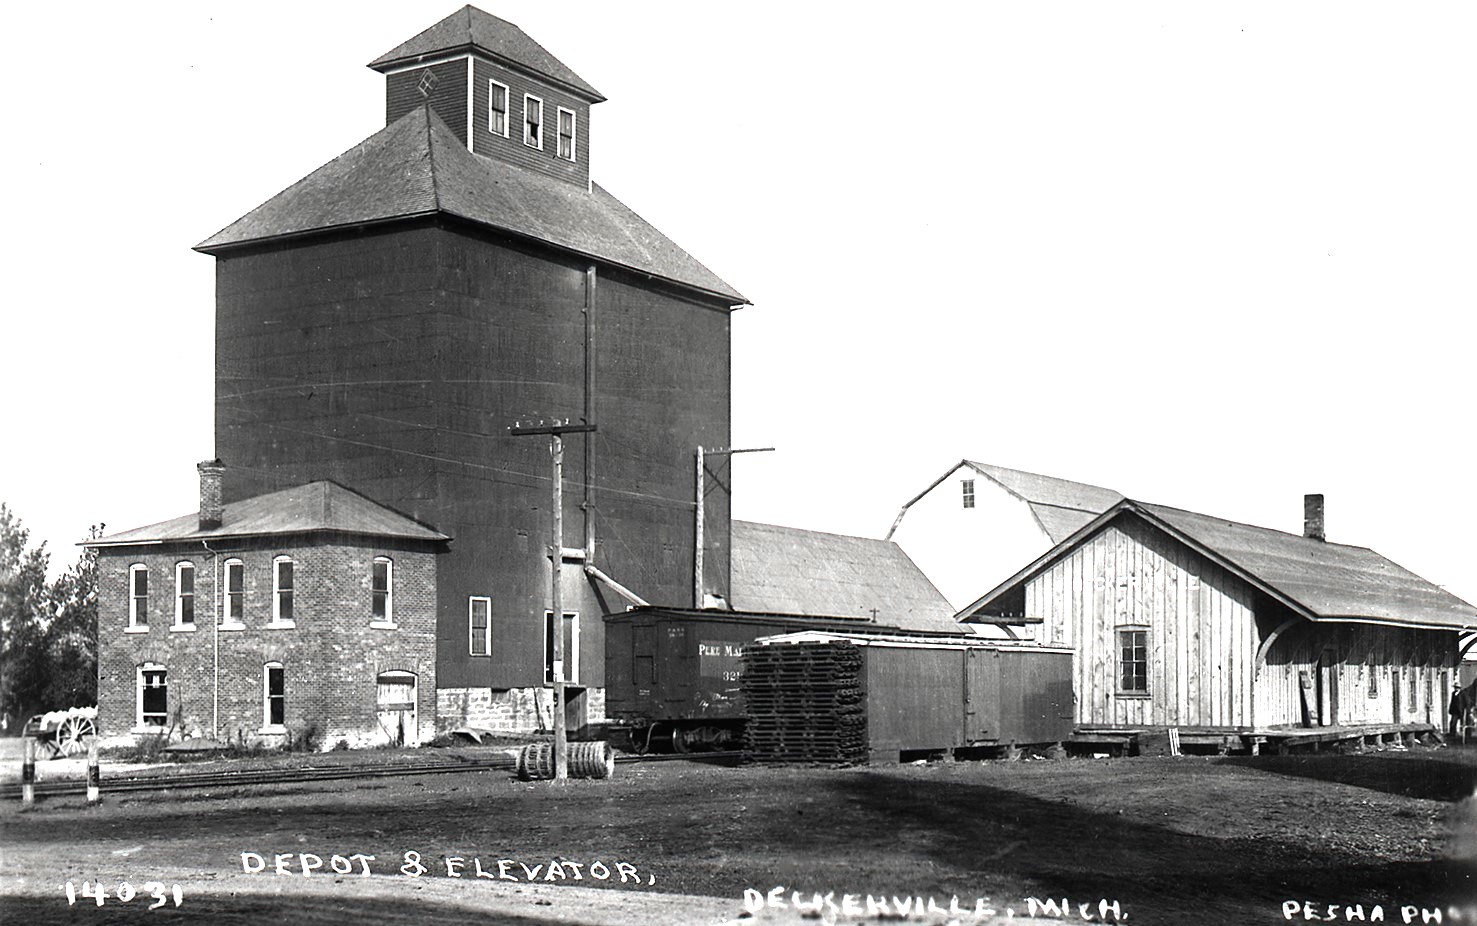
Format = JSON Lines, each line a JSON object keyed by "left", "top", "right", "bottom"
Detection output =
{"left": 87, "top": 463, "right": 448, "bottom": 748}
{"left": 193, "top": 6, "right": 746, "bottom": 732}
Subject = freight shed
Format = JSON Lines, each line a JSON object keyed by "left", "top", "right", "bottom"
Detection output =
{"left": 961, "top": 495, "right": 1477, "bottom": 733}
{"left": 747, "top": 631, "right": 1075, "bottom": 763}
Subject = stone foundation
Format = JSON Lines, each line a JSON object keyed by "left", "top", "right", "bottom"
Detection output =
{"left": 438, "top": 686, "right": 605, "bottom": 735}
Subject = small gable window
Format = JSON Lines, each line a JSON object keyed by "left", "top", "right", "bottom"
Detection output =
{"left": 524, "top": 95, "right": 543, "bottom": 149}
{"left": 557, "top": 107, "right": 576, "bottom": 161}
{"left": 961, "top": 479, "right": 976, "bottom": 509}
{"left": 489, "top": 80, "right": 509, "bottom": 137}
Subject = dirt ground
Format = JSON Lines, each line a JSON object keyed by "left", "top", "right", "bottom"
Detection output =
{"left": 2, "top": 743, "right": 1475, "bottom": 925}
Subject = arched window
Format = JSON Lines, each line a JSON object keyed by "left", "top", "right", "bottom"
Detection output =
{"left": 371, "top": 557, "right": 394, "bottom": 626}
{"left": 137, "top": 663, "right": 167, "bottom": 728}
{"left": 174, "top": 561, "right": 196, "bottom": 628}
{"left": 128, "top": 564, "right": 149, "bottom": 630}
{"left": 271, "top": 556, "right": 295, "bottom": 625}
{"left": 222, "top": 559, "right": 245, "bottom": 627}
{"left": 263, "top": 662, "right": 286, "bottom": 730}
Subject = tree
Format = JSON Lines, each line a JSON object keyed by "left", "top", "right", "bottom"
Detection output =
{"left": 0, "top": 506, "right": 100, "bottom": 730}
{"left": 43, "top": 524, "right": 101, "bottom": 709}
{"left": 0, "top": 504, "right": 52, "bottom": 727}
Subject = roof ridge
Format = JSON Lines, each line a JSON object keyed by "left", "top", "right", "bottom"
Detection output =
{"left": 424, "top": 104, "right": 442, "bottom": 213}
{"left": 1130, "top": 499, "right": 1377, "bottom": 553}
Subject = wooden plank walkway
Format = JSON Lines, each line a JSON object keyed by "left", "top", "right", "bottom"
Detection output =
{"left": 1069, "top": 722, "right": 1439, "bottom": 757}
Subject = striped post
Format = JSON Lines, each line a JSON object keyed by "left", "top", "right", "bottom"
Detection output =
{"left": 21, "top": 737, "right": 36, "bottom": 806}
{"left": 86, "top": 742, "right": 101, "bottom": 806}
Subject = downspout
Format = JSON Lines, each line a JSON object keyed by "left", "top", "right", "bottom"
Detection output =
{"left": 202, "top": 540, "right": 221, "bottom": 740}
{"left": 583, "top": 265, "right": 596, "bottom": 561}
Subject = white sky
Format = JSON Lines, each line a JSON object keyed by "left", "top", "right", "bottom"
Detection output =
{"left": 3, "top": 2, "right": 1474, "bottom": 607}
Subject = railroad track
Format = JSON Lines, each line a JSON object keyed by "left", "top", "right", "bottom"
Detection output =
{"left": 1, "top": 750, "right": 744, "bottom": 800}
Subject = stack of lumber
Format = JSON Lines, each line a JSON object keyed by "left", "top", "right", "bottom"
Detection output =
{"left": 741, "top": 642, "right": 866, "bottom": 765}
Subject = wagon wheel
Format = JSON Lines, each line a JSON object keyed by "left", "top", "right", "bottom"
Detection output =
{"left": 57, "top": 715, "right": 96, "bottom": 757}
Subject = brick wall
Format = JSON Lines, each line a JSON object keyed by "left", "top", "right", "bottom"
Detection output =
{"left": 97, "top": 537, "right": 440, "bottom": 749}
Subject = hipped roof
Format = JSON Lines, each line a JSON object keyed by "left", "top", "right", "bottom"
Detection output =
{"left": 730, "top": 520, "right": 963, "bottom": 634}
{"left": 86, "top": 482, "right": 448, "bottom": 548}
{"left": 962, "top": 499, "right": 1477, "bottom": 632}
{"left": 195, "top": 106, "right": 746, "bottom": 305}
{"left": 368, "top": 6, "right": 604, "bottom": 101}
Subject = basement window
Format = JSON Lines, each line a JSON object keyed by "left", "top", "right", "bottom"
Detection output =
{"left": 524, "top": 94, "right": 543, "bottom": 149}
{"left": 489, "top": 79, "right": 509, "bottom": 137}
{"left": 174, "top": 562, "right": 196, "bottom": 629}
{"left": 544, "top": 611, "right": 579, "bottom": 684}
{"left": 371, "top": 557, "right": 394, "bottom": 627}
{"left": 469, "top": 597, "right": 491, "bottom": 656}
{"left": 128, "top": 565, "right": 149, "bottom": 631}
{"left": 962, "top": 479, "right": 975, "bottom": 509}
{"left": 1117, "top": 627, "right": 1149, "bottom": 695}
{"left": 557, "top": 107, "right": 576, "bottom": 161}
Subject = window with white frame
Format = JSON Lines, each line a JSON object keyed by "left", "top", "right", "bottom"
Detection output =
{"left": 1117, "top": 627, "right": 1149, "bottom": 694}
{"left": 468, "top": 597, "right": 491, "bottom": 656}
{"left": 544, "top": 610, "right": 579, "bottom": 684}
{"left": 263, "top": 662, "right": 286, "bottom": 730}
{"left": 524, "top": 94, "right": 543, "bottom": 148}
{"left": 272, "top": 556, "right": 295, "bottom": 624}
{"left": 371, "top": 557, "right": 393, "bottom": 625}
{"left": 129, "top": 564, "right": 149, "bottom": 629}
{"left": 557, "top": 107, "right": 576, "bottom": 161}
{"left": 961, "top": 479, "right": 976, "bottom": 509}
{"left": 489, "top": 79, "right": 509, "bottom": 136}
{"left": 174, "top": 562, "right": 195, "bottom": 627}
{"left": 222, "top": 559, "right": 245, "bottom": 626}
{"left": 138, "top": 664, "right": 167, "bottom": 727}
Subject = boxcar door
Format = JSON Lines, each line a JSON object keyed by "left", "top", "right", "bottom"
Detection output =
{"left": 965, "top": 648, "right": 1001, "bottom": 744}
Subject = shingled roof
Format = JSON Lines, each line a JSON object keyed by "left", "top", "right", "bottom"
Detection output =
{"left": 368, "top": 6, "right": 604, "bottom": 101}
{"left": 730, "top": 521, "right": 962, "bottom": 634}
{"left": 195, "top": 107, "right": 746, "bottom": 304}
{"left": 962, "top": 499, "right": 1477, "bottom": 632}
{"left": 85, "top": 482, "right": 448, "bottom": 548}
{"left": 888, "top": 460, "right": 1124, "bottom": 544}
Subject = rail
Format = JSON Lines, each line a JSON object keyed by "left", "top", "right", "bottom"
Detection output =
{"left": 1, "top": 750, "right": 744, "bottom": 801}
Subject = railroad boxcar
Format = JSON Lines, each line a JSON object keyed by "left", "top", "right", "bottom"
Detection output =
{"left": 746, "top": 631, "right": 1075, "bottom": 762}
{"left": 603, "top": 607, "right": 896, "bottom": 751}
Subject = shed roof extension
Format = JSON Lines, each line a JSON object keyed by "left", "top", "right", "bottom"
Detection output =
{"left": 195, "top": 106, "right": 746, "bottom": 305}
{"left": 731, "top": 520, "right": 962, "bottom": 634}
{"left": 962, "top": 499, "right": 1477, "bottom": 632}
{"left": 85, "top": 482, "right": 449, "bottom": 548}
{"left": 368, "top": 5, "right": 605, "bottom": 102}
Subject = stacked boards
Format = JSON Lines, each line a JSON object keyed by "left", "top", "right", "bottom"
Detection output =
{"left": 741, "top": 641, "right": 867, "bottom": 764}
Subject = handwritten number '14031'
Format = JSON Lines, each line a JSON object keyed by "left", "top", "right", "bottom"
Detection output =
{"left": 64, "top": 881, "right": 183, "bottom": 909}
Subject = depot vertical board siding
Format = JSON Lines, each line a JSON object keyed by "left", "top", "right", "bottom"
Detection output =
{"left": 1028, "top": 518, "right": 1259, "bottom": 728}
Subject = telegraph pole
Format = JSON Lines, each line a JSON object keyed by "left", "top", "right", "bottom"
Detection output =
{"left": 695, "top": 446, "right": 775, "bottom": 607}
{"left": 512, "top": 419, "right": 596, "bottom": 781}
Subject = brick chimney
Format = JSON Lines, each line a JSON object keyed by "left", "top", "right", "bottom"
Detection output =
{"left": 198, "top": 460, "right": 225, "bottom": 531}
{"left": 1303, "top": 493, "right": 1325, "bottom": 542}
